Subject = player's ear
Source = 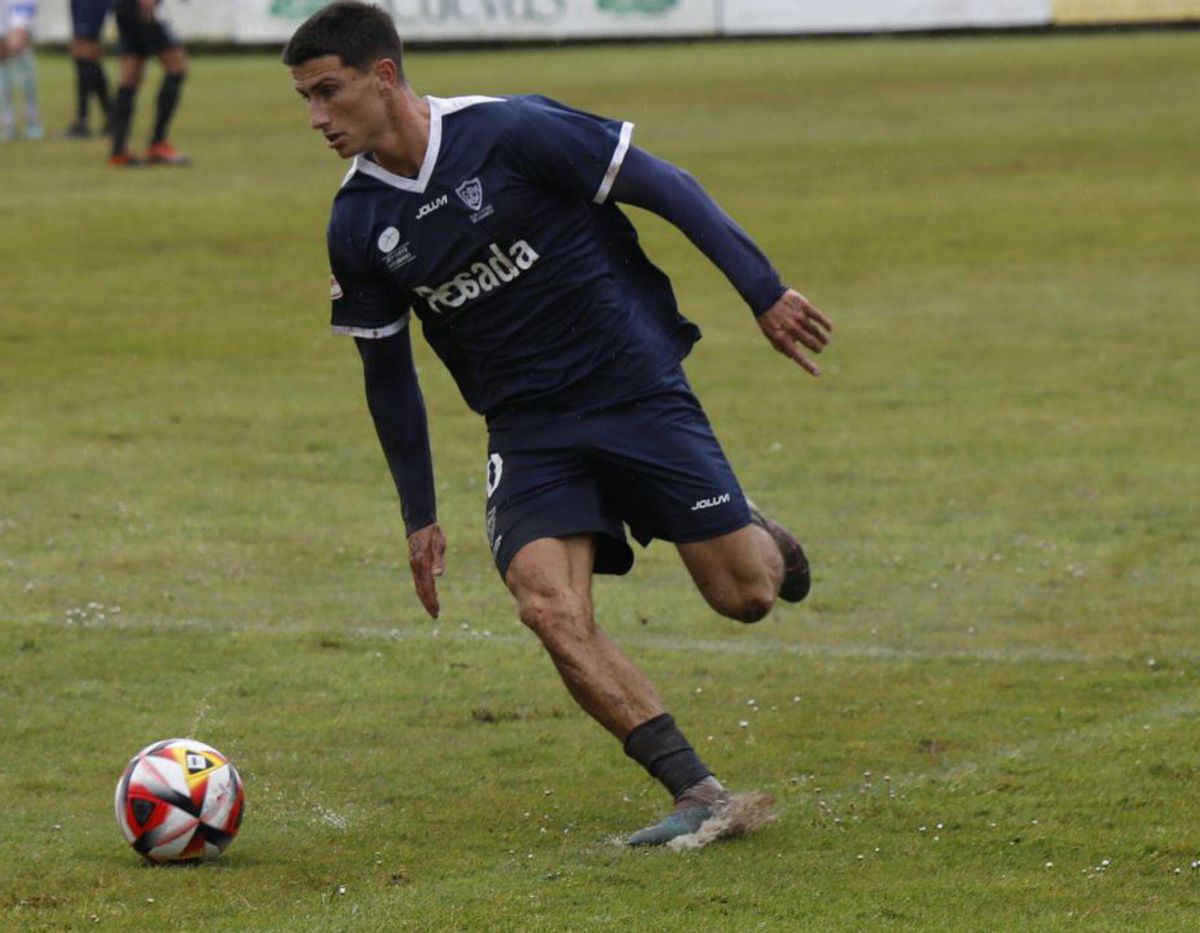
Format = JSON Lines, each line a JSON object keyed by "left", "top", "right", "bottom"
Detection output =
{"left": 373, "top": 57, "right": 399, "bottom": 90}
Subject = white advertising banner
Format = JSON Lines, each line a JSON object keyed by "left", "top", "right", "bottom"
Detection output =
{"left": 236, "top": 0, "right": 718, "bottom": 44}
{"left": 720, "top": 0, "right": 1051, "bottom": 33}
{"left": 30, "top": 0, "right": 1081, "bottom": 45}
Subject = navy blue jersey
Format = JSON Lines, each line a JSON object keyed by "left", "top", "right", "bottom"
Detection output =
{"left": 327, "top": 95, "right": 700, "bottom": 429}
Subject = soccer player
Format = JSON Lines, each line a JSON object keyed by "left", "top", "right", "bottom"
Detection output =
{"left": 108, "top": 0, "right": 188, "bottom": 165}
{"left": 0, "top": 0, "right": 42, "bottom": 141}
{"left": 63, "top": 0, "right": 113, "bottom": 138}
{"left": 284, "top": 2, "right": 833, "bottom": 847}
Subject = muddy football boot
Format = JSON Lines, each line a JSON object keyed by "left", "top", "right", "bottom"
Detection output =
{"left": 746, "top": 500, "right": 811, "bottom": 603}
{"left": 627, "top": 778, "right": 731, "bottom": 847}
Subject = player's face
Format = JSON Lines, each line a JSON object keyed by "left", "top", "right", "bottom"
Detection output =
{"left": 291, "top": 55, "right": 388, "bottom": 158}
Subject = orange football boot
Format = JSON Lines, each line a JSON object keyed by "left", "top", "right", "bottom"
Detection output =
{"left": 146, "top": 141, "right": 191, "bottom": 166}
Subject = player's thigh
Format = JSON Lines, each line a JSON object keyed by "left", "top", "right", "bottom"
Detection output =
{"left": 505, "top": 534, "right": 599, "bottom": 643}
{"left": 486, "top": 446, "right": 631, "bottom": 582}
{"left": 505, "top": 534, "right": 596, "bottom": 603}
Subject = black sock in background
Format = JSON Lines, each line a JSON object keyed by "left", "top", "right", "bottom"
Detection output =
{"left": 72, "top": 58, "right": 89, "bottom": 123}
{"left": 111, "top": 85, "right": 136, "bottom": 156}
{"left": 151, "top": 72, "right": 185, "bottom": 145}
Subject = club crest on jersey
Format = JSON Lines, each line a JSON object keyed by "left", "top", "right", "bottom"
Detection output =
{"left": 455, "top": 178, "right": 484, "bottom": 211}
{"left": 413, "top": 241, "right": 540, "bottom": 315}
{"left": 456, "top": 177, "right": 495, "bottom": 223}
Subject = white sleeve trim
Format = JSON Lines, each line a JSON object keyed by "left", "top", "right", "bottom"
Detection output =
{"left": 331, "top": 313, "right": 409, "bottom": 339}
{"left": 593, "top": 121, "right": 634, "bottom": 205}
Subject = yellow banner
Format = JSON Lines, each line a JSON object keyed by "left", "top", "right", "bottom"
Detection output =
{"left": 1054, "top": 0, "right": 1200, "bottom": 22}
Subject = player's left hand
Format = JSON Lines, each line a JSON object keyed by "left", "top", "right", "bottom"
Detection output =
{"left": 407, "top": 523, "right": 447, "bottom": 619}
{"left": 756, "top": 289, "right": 834, "bottom": 376}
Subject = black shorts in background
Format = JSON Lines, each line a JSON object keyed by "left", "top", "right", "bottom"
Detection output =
{"left": 114, "top": 0, "right": 179, "bottom": 57}
{"left": 72, "top": 0, "right": 113, "bottom": 41}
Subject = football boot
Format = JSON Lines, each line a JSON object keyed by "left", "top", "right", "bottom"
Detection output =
{"left": 627, "top": 777, "right": 730, "bottom": 847}
{"left": 145, "top": 141, "right": 191, "bottom": 166}
{"left": 746, "top": 499, "right": 811, "bottom": 603}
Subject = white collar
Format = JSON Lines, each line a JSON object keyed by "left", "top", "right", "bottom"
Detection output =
{"left": 344, "top": 95, "right": 504, "bottom": 194}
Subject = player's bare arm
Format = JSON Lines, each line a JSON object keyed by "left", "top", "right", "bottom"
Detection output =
{"left": 756, "top": 288, "right": 834, "bottom": 376}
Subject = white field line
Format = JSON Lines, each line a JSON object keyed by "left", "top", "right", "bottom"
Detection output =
{"left": 808, "top": 692, "right": 1200, "bottom": 806}
{"left": 36, "top": 613, "right": 1185, "bottom": 668}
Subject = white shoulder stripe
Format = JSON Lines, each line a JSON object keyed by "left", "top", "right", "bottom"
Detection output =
{"left": 594, "top": 121, "right": 634, "bottom": 205}
{"left": 331, "top": 313, "right": 410, "bottom": 339}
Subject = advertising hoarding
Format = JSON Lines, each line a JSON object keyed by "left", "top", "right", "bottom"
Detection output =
{"left": 720, "top": 0, "right": 1052, "bottom": 34}
{"left": 236, "top": 0, "right": 718, "bottom": 43}
{"left": 1052, "top": 0, "right": 1200, "bottom": 22}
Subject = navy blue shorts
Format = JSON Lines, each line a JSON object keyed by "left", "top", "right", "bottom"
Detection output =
{"left": 72, "top": 0, "right": 112, "bottom": 40}
{"left": 115, "top": 0, "right": 178, "bottom": 56}
{"left": 485, "top": 378, "right": 752, "bottom": 579}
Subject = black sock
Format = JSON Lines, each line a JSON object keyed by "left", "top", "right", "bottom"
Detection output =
{"left": 92, "top": 63, "right": 111, "bottom": 127}
{"left": 623, "top": 713, "right": 712, "bottom": 800}
{"left": 111, "top": 85, "right": 136, "bottom": 156}
{"left": 72, "top": 58, "right": 89, "bottom": 123}
{"left": 151, "top": 72, "right": 185, "bottom": 145}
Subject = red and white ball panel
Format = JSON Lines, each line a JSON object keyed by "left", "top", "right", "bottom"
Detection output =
{"left": 114, "top": 738, "right": 244, "bottom": 862}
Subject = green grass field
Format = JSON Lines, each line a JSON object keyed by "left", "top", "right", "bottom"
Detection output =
{"left": 2, "top": 29, "right": 1199, "bottom": 930}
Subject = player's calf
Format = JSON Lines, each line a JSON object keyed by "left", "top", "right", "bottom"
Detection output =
{"left": 678, "top": 526, "right": 779, "bottom": 623}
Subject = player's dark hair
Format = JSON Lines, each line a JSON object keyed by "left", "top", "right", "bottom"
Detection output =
{"left": 281, "top": 2, "right": 405, "bottom": 79}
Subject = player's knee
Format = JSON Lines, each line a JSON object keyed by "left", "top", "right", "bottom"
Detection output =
{"left": 730, "top": 586, "right": 776, "bottom": 624}
{"left": 707, "top": 579, "right": 775, "bottom": 624}
{"left": 517, "top": 589, "right": 594, "bottom": 650}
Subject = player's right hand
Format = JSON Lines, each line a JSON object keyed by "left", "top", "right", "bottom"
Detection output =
{"left": 756, "top": 288, "right": 834, "bottom": 376}
{"left": 407, "top": 523, "right": 446, "bottom": 619}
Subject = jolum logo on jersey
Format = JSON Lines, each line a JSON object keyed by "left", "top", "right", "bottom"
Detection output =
{"left": 417, "top": 194, "right": 449, "bottom": 219}
{"left": 413, "top": 241, "right": 540, "bottom": 314}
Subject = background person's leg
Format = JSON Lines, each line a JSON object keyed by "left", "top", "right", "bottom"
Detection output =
{"left": 67, "top": 37, "right": 109, "bottom": 134}
{"left": 148, "top": 44, "right": 186, "bottom": 153}
{"left": 0, "top": 45, "right": 14, "bottom": 140}
{"left": 110, "top": 54, "right": 143, "bottom": 161}
{"left": 10, "top": 29, "right": 38, "bottom": 137}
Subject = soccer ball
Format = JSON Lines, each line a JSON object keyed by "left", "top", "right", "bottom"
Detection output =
{"left": 114, "top": 738, "right": 245, "bottom": 862}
